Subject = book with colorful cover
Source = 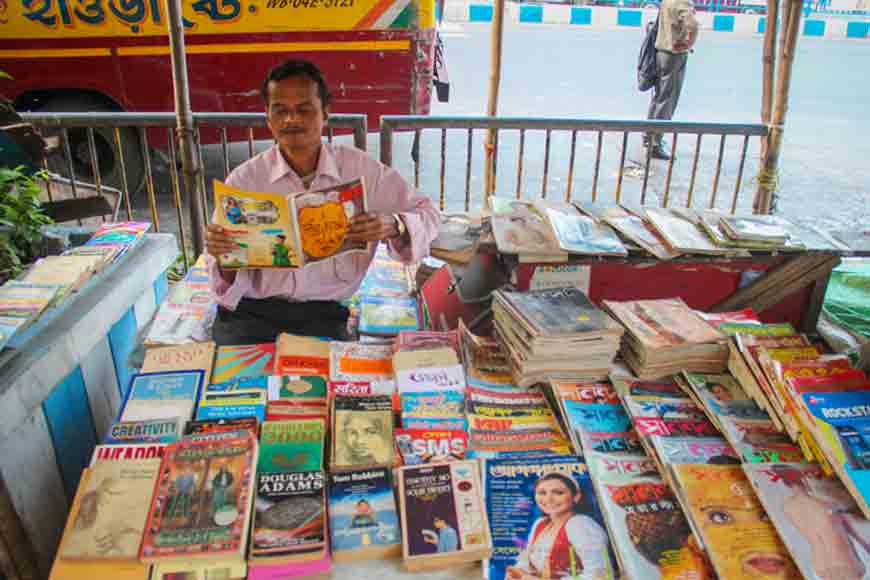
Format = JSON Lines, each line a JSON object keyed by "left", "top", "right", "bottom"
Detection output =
{"left": 587, "top": 453, "right": 712, "bottom": 580}
{"left": 800, "top": 389, "right": 870, "bottom": 517}
{"left": 466, "top": 399, "right": 551, "bottom": 418}
{"left": 603, "top": 298, "right": 724, "bottom": 351}
{"left": 398, "top": 460, "right": 492, "bottom": 571}
{"left": 535, "top": 200, "right": 628, "bottom": 257}
{"left": 670, "top": 464, "right": 801, "bottom": 578}
{"left": 90, "top": 443, "right": 166, "bottom": 464}
{"left": 119, "top": 370, "right": 205, "bottom": 423}
{"left": 329, "top": 342, "right": 394, "bottom": 383}
{"left": 395, "top": 429, "right": 469, "bottom": 465}
{"left": 86, "top": 221, "right": 151, "bottom": 248}
{"left": 680, "top": 371, "right": 770, "bottom": 429}
{"left": 195, "top": 389, "right": 266, "bottom": 423}
{"left": 331, "top": 395, "right": 394, "bottom": 471}
{"left": 656, "top": 437, "right": 740, "bottom": 465}
{"left": 139, "top": 430, "right": 258, "bottom": 563}
{"left": 404, "top": 416, "right": 469, "bottom": 431}
{"left": 267, "top": 374, "right": 328, "bottom": 405}
{"left": 359, "top": 295, "right": 419, "bottom": 336}
{"left": 483, "top": 455, "right": 615, "bottom": 580}
{"left": 743, "top": 462, "right": 870, "bottom": 580}
{"left": 289, "top": 177, "right": 367, "bottom": 266}
{"left": 259, "top": 419, "right": 325, "bottom": 473}
{"left": 578, "top": 428, "right": 645, "bottom": 457}
{"left": 211, "top": 343, "right": 275, "bottom": 384}
{"left": 719, "top": 322, "right": 795, "bottom": 337}
{"left": 719, "top": 417, "right": 806, "bottom": 464}
{"left": 610, "top": 375, "right": 688, "bottom": 399}
{"left": 207, "top": 375, "right": 272, "bottom": 392}
{"left": 251, "top": 470, "right": 326, "bottom": 560}
{"left": 327, "top": 468, "right": 401, "bottom": 561}
{"left": 104, "top": 417, "right": 183, "bottom": 445}
{"left": 401, "top": 390, "right": 465, "bottom": 418}
{"left": 274, "top": 333, "right": 330, "bottom": 376}
{"left": 213, "top": 180, "right": 299, "bottom": 268}
{"left": 184, "top": 416, "right": 259, "bottom": 438}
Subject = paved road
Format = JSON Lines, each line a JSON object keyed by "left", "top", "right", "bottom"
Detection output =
{"left": 138, "top": 23, "right": 870, "bottom": 245}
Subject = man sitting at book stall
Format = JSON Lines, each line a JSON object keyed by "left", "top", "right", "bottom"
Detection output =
{"left": 206, "top": 59, "right": 439, "bottom": 344}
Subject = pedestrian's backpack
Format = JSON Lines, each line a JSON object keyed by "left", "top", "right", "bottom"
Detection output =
{"left": 637, "top": 16, "right": 659, "bottom": 92}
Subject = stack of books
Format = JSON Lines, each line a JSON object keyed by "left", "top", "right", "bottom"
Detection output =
{"left": 603, "top": 298, "right": 728, "bottom": 379}
{"left": 492, "top": 287, "right": 624, "bottom": 387}
{"left": 22, "top": 254, "right": 101, "bottom": 298}
{"left": 0, "top": 280, "right": 63, "bottom": 349}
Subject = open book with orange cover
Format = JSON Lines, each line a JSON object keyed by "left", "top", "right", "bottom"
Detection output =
{"left": 213, "top": 178, "right": 367, "bottom": 269}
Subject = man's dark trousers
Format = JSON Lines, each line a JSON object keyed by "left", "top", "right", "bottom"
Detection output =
{"left": 647, "top": 50, "right": 689, "bottom": 146}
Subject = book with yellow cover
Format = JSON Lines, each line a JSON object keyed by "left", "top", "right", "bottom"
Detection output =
{"left": 670, "top": 464, "right": 801, "bottom": 579}
{"left": 213, "top": 180, "right": 299, "bottom": 269}
{"left": 50, "top": 468, "right": 152, "bottom": 579}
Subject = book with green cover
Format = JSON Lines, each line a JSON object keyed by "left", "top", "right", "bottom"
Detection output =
{"left": 259, "top": 419, "right": 326, "bottom": 473}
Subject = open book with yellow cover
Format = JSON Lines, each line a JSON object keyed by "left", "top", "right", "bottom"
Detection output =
{"left": 213, "top": 178, "right": 368, "bottom": 269}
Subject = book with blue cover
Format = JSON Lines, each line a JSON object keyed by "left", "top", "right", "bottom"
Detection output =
{"left": 104, "top": 417, "right": 183, "bottom": 444}
{"left": 358, "top": 295, "right": 419, "bottom": 336}
{"left": 483, "top": 455, "right": 615, "bottom": 580}
{"left": 195, "top": 389, "right": 266, "bottom": 423}
{"left": 119, "top": 370, "right": 205, "bottom": 423}
{"left": 801, "top": 389, "right": 870, "bottom": 517}
{"left": 327, "top": 467, "right": 401, "bottom": 561}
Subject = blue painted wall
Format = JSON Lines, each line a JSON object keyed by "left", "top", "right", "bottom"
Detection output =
{"left": 43, "top": 367, "right": 97, "bottom": 501}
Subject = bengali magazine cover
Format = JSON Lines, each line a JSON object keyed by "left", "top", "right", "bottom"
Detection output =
{"left": 484, "top": 455, "right": 615, "bottom": 580}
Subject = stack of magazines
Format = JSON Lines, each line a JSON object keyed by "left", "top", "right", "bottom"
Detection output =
{"left": 603, "top": 298, "right": 728, "bottom": 379}
{"left": 492, "top": 287, "right": 623, "bottom": 387}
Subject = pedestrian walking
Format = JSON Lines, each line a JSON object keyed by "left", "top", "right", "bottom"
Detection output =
{"left": 646, "top": 0, "right": 699, "bottom": 160}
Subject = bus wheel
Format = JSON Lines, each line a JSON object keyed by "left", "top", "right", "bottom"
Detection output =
{"left": 36, "top": 96, "right": 146, "bottom": 197}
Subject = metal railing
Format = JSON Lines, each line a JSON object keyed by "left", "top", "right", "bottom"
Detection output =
{"left": 21, "top": 111, "right": 368, "bottom": 267}
{"left": 380, "top": 116, "right": 769, "bottom": 214}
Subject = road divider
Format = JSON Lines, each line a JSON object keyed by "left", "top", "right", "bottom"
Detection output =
{"left": 445, "top": 1, "right": 870, "bottom": 39}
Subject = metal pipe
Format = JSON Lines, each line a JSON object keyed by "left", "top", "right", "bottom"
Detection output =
{"left": 566, "top": 130, "right": 577, "bottom": 202}
{"left": 439, "top": 128, "right": 447, "bottom": 211}
{"left": 378, "top": 115, "right": 767, "bottom": 136}
{"left": 541, "top": 129, "right": 551, "bottom": 198}
{"left": 516, "top": 129, "right": 525, "bottom": 200}
{"left": 592, "top": 131, "right": 603, "bottom": 201}
{"left": 85, "top": 128, "right": 104, "bottom": 199}
{"left": 220, "top": 128, "right": 230, "bottom": 179}
{"left": 464, "top": 128, "right": 473, "bottom": 211}
{"left": 615, "top": 132, "right": 628, "bottom": 204}
{"left": 139, "top": 128, "right": 161, "bottom": 232}
{"left": 167, "top": 129, "right": 190, "bottom": 270}
{"left": 663, "top": 133, "right": 679, "bottom": 207}
{"left": 165, "top": 0, "right": 203, "bottom": 255}
{"left": 710, "top": 135, "right": 726, "bottom": 208}
{"left": 687, "top": 134, "right": 703, "bottom": 208}
{"left": 112, "top": 128, "right": 133, "bottom": 220}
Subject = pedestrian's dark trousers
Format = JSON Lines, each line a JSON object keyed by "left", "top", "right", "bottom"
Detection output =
{"left": 647, "top": 50, "right": 689, "bottom": 145}
{"left": 212, "top": 297, "right": 349, "bottom": 345}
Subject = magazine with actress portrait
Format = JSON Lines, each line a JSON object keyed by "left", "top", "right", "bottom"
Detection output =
{"left": 485, "top": 455, "right": 616, "bottom": 580}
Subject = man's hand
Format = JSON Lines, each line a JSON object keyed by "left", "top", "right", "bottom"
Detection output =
{"left": 347, "top": 212, "right": 401, "bottom": 243}
{"left": 206, "top": 224, "right": 238, "bottom": 284}
{"left": 206, "top": 224, "right": 239, "bottom": 258}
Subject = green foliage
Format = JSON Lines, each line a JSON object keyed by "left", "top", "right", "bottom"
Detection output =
{"left": 0, "top": 167, "right": 53, "bottom": 280}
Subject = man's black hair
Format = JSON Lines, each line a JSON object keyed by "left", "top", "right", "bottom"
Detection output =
{"left": 262, "top": 60, "right": 331, "bottom": 108}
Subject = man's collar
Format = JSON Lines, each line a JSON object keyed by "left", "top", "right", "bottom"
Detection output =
{"left": 268, "top": 144, "right": 341, "bottom": 184}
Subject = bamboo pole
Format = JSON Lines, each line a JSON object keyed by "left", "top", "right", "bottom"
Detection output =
{"left": 755, "top": 0, "right": 801, "bottom": 215}
{"left": 760, "top": 0, "right": 779, "bottom": 160}
{"left": 484, "top": 0, "right": 506, "bottom": 204}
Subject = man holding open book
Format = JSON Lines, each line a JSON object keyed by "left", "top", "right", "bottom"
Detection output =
{"left": 206, "top": 60, "right": 439, "bottom": 344}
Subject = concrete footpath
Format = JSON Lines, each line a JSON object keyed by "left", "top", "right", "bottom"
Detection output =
{"left": 442, "top": 1, "right": 870, "bottom": 39}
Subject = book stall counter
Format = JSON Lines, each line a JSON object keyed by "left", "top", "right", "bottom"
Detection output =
{"left": 510, "top": 252, "right": 839, "bottom": 332}
{"left": 0, "top": 234, "right": 177, "bottom": 577}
